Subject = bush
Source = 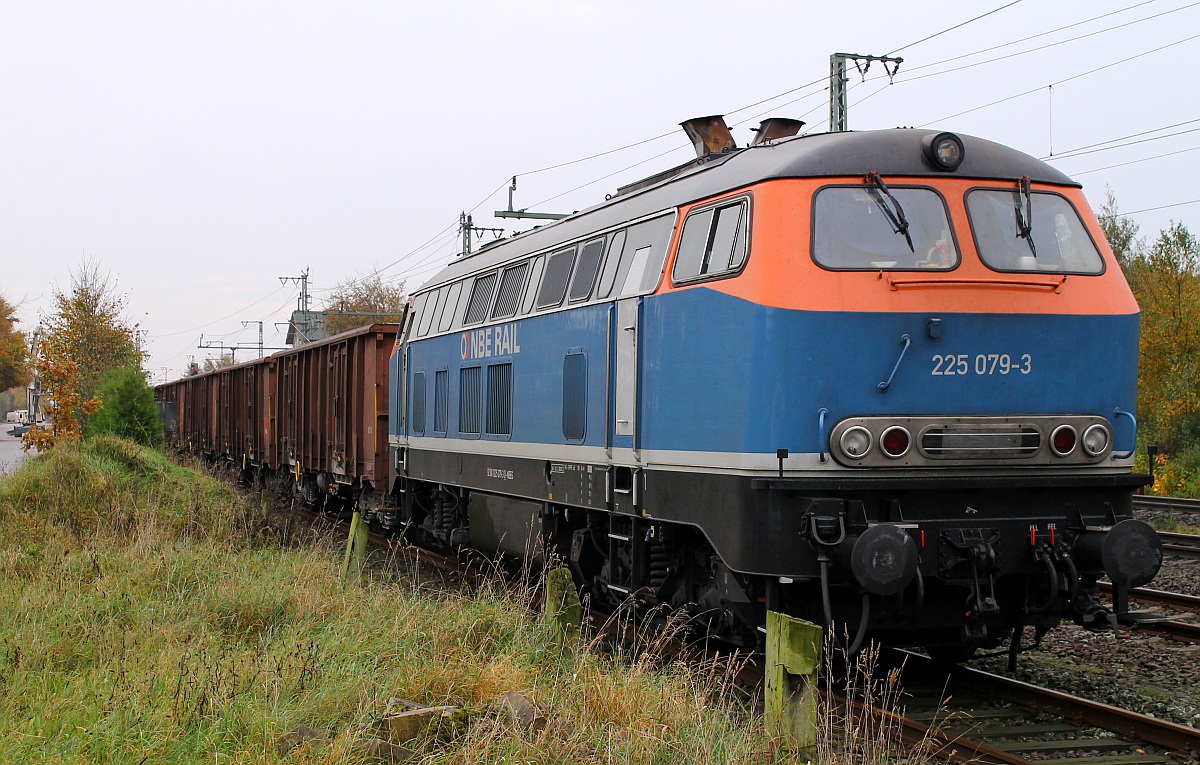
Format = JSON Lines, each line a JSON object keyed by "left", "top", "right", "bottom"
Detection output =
{"left": 87, "top": 366, "right": 162, "bottom": 445}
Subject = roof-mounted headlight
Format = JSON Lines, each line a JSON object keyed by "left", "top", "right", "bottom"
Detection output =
{"left": 922, "top": 132, "right": 964, "bottom": 171}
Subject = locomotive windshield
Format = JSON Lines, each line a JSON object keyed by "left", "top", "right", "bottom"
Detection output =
{"left": 813, "top": 186, "right": 958, "bottom": 270}
{"left": 966, "top": 189, "right": 1104, "bottom": 275}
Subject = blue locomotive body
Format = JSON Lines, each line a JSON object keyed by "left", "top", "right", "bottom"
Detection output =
{"left": 387, "top": 124, "right": 1159, "bottom": 654}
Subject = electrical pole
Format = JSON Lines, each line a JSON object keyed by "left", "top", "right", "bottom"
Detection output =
{"left": 198, "top": 334, "right": 287, "bottom": 366}
{"left": 457, "top": 212, "right": 504, "bottom": 259}
{"left": 829, "top": 52, "right": 902, "bottom": 132}
{"left": 278, "top": 268, "right": 311, "bottom": 312}
{"left": 241, "top": 320, "right": 264, "bottom": 358}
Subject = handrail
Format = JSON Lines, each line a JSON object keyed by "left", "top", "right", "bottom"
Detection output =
{"left": 818, "top": 408, "right": 829, "bottom": 463}
{"left": 878, "top": 334, "right": 911, "bottom": 392}
{"left": 1113, "top": 408, "right": 1137, "bottom": 460}
{"left": 884, "top": 274, "right": 1067, "bottom": 293}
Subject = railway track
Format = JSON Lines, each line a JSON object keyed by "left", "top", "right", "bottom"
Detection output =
{"left": 1159, "top": 530, "right": 1200, "bottom": 560}
{"left": 1133, "top": 495, "right": 1200, "bottom": 515}
{"left": 1094, "top": 582, "right": 1200, "bottom": 644}
{"left": 892, "top": 650, "right": 1200, "bottom": 764}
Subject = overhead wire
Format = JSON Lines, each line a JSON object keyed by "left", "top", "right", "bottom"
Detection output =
{"left": 885, "top": 0, "right": 1025, "bottom": 55}
{"left": 1043, "top": 119, "right": 1200, "bottom": 159}
{"left": 889, "top": 1, "right": 1199, "bottom": 85}
{"left": 482, "top": 0, "right": 1046, "bottom": 183}
{"left": 917, "top": 31, "right": 1200, "bottom": 126}
{"left": 150, "top": 285, "right": 292, "bottom": 339}
{"left": 1123, "top": 198, "right": 1200, "bottom": 215}
{"left": 1069, "top": 145, "right": 1200, "bottom": 175}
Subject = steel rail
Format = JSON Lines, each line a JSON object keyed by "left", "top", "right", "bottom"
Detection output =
{"left": 1133, "top": 495, "right": 1200, "bottom": 513}
{"left": 1099, "top": 582, "right": 1200, "bottom": 614}
{"left": 1158, "top": 530, "right": 1200, "bottom": 560}
{"left": 895, "top": 650, "right": 1200, "bottom": 755}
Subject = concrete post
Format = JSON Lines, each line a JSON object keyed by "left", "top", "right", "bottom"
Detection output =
{"left": 765, "top": 611, "right": 823, "bottom": 749}
{"left": 543, "top": 567, "right": 581, "bottom": 646}
{"left": 342, "top": 510, "right": 369, "bottom": 580}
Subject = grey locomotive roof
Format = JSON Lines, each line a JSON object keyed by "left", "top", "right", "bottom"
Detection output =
{"left": 417, "top": 128, "right": 1077, "bottom": 293}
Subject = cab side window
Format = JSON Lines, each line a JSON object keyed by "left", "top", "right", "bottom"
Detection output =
{"left": 673, "top": 199, "right": 749, "bottom": 283}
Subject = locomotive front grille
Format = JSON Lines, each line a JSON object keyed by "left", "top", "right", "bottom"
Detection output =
{"left": 921, "top": 425, "right": 1041, "bottom": 459}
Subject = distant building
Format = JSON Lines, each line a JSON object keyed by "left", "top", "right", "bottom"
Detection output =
{"left": 285, "top": 310, "right": 329, "bottom": 346}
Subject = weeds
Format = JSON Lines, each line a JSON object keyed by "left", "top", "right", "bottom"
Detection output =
{"left": 0, "top": 438, "right": 939, "bottom": 763}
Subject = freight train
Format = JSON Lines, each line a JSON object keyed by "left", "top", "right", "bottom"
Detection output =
{"left": 158, "top": 117, "right": 1163, "bottom": 662}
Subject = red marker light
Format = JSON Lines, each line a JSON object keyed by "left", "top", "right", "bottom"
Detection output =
{"left": 1030, "top": 527, "right": 1037, "bottom": 546}
{"left": 1051, "top": 425, "right": 1078, "bottom": 456}
{"left": 920, "top": 529, "right": 926, "bottom": 548}
{"left": 1050, "top": 527, "right": 1056, "bottom": 545}
{"left": 881, "top": 426, "right": 911, "bottom": 458}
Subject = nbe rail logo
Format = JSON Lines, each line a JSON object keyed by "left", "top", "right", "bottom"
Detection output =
{"left": 461, "top": 323, "right": 520, "bottom": 360}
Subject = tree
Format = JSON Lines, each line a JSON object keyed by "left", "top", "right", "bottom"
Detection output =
{"left": 322, "top": 271, "right": 407, "bottom": 335}
{"left": 22, "top": 344, "right": 100, "bottom": 451}
{"left": 0, "top": 295, "right": 28, "bottom": 392}
{"left": 1097, "top": 188, "right": 1143, "bottom": 267}
{"left": 202, "top": 352, "right": 237, "bottom": 372}
{"left": 1123, "top": 221, "right": 1200, "bottom": 449}
{"left": 87, "top": 366, "right": 162, "bottom": 446}
{"left": 24, "top": 261, "right": 144, "bottom": 448}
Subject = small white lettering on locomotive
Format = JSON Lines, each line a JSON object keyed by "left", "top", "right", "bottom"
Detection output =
{"left": 931, "top": 353, "right": 1032, "bottom": 376}
{"left": 461, "top": 324, "right": 520, "bottom": 361}
{"left": 486, "top": 467, "right": 514, "bottom": 480}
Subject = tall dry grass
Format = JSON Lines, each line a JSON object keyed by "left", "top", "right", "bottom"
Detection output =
{"left": 0, "top": 437, "right": 941, "bottom": 764}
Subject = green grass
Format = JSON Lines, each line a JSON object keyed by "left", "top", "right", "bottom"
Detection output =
{"left": 0, "top": 436, "right": 930, "bottom": 764}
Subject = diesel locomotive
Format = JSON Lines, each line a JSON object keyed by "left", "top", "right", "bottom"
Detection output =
{"left": 160, "top": 116, "right": 1163, "bottom": 660}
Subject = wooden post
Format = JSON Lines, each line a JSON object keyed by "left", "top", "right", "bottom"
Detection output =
{"left": 543, "top": 567, "right": 581, "bottom": 646}
{"left": 342, "top": 511, "right": 369, "bottom": 580}
{"left": 765, "top": 611, "right": 822, "bottom": 749}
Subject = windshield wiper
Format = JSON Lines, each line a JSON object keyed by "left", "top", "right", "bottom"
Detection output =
{"left": 1014, "top": 176, "right": 1037, "bottom": 257}
{"left": 865, "top": 171, "right": 914, "bottom": 252}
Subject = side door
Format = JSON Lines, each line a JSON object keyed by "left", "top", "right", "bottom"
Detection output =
{"left": 614, "top": 296, "right": 640, "bottom": 457}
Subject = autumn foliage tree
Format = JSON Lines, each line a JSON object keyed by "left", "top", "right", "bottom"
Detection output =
{"left": 1120, "top": 222, "right": 1200, "bottom": 448}
{"left": 0, "top": 295, "right": 28, "bottom": 393}
{"left": 1102, "top": 195, "right": 1200, "bottom": 494}
{"left": 22, "top": 261, "right": 144, "bottom": 450}
{"left": 322, "top": 271, "right": 407, "bottom": 335}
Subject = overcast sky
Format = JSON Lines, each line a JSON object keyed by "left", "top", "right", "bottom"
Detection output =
{"left": 2, "top": 0, "right": 1197, "bottom": 381}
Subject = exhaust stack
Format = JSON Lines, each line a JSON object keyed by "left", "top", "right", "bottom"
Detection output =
{"left": 749, "top": 117, "right": 805, "bottom": 146}
{"left": 681, "top": 115, "right": 737, "bottom": 157}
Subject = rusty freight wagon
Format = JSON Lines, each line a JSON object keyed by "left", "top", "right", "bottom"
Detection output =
{"left": 275, "top": 324, "right": 397, "bottom": 495}
{"left": 156, "top": 322, "right": 400, "bottom": 513}
{"left": 213, "top": 357, "right": 278, "bottom": 471}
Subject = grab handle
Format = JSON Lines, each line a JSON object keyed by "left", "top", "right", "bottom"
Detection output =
{"left": 878, "top": 334, "right": 912, "bottom": 392}
{"left": 818, "top": 408, "right": 829, "bottom": 464}
{"left": 1112, "top": 408, "right": 1137, "bottom": 460}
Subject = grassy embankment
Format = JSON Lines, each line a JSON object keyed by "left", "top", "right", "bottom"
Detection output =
{"left": 0, "top": 437, "right": 922, "bottom": 764}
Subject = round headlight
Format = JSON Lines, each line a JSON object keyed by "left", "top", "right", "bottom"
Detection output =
{"left": 840, "top": 426, "right": 873, "bottom": 459}
{"left": 922, "top": 132, "right": 965, "bottom": 171}
{"left": 1050, "top": 424, "right": 1078, "bottom": 457}
{"left": 1082, "top": 424, "right": 1110, "bottom": 456}
{"left": 880, "top": 426, "right": 911, "bottom": 458}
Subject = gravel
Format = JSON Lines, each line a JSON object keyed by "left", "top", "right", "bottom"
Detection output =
{"left": 970, "top": 538, "right": 1200, "bottom": 732}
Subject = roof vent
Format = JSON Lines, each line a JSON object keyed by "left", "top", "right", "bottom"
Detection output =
{"left": 681, "top": 115, "right": 737, "bottom": 157}
{"left": 749, "top": 117, "right": 805, "bottom": 146}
